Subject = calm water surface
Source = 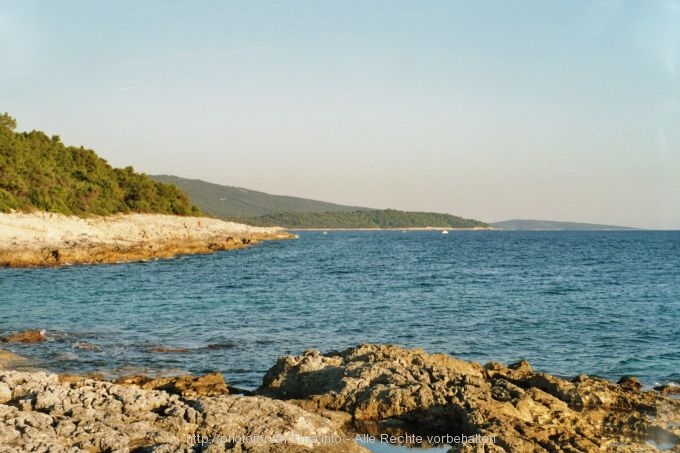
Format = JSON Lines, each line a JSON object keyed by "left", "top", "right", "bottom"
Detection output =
{"left": 1, "top": 231, "right": 679, "bottom": 390}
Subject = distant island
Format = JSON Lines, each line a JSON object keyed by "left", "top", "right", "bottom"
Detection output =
{"left": 238, "top": 210, "right": 488, "bottom": 229}
{"left": 491, "top": 219, "right": 636, "bottom": 230}
{"left": 151, "top": 175, "right": 489, "bottom": 229}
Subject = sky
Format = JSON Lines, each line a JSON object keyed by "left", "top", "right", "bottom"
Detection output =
{"left": 1, "top": 1, "right": 679, "bottom": 229}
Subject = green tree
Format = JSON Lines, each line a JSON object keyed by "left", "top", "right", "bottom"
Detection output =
{"left": 0, "top": 113, "right": 200, "bottom": 216}
{"left": 0, "top": 112, "right": 17, "bottom": 130}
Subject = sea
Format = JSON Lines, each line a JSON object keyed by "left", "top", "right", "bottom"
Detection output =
{"left": 2, "top": 230, "right": 679, "bottom": 393}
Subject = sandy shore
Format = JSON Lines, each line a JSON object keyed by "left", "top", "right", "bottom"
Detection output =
{"left": 0, "top": 212, "right": 292, "bottom": 267}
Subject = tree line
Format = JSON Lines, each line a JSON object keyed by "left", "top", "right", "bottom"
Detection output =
{"left": 0, "top": 113, "right": 199, "bottom": 216}
{"left": 239, "top": 209, "right": 489, "bottom": 229}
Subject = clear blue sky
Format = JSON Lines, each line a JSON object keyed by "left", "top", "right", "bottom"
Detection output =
{"left": 1, "top": 1, "right": 678, "bottom": 228}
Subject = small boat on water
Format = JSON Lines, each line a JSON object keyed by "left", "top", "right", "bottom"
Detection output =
{"left": 442, "top": 230, "right": 449, "bottom": 234}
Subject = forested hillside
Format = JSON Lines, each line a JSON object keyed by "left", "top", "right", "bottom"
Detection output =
{"left": 151, "top": 175, "right": 489, "bottom": 229}
{"left": 0, "top": 113, "right": 198, "bottom": 216}
{"left": 151, "top": 175, "right": 367, "bottom": 218}
{"left": 243, "top": 209, "right": 489, "bottom": 229}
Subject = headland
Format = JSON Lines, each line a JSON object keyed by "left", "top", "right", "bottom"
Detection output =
{"left": 0, "top": 212, "right": 292, "bottom": 267}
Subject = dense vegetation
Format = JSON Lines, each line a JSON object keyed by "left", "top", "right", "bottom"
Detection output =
{"left": 151, "top": 175, "right": 488, "bottom": 229}
{"left": 151, "top": 175, "right": 367, "bottom": 218}
{"left": 241, "top": 209, "right": 489, "bottom": 229}
{"left": 0, "top": 114, "right": 199, "bottom": 216}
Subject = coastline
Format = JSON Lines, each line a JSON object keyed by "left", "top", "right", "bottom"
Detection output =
{"left": 291, "top": 227, "right": 496, "bottom": 231}
{"left": 0, "top": 212, "right": 293, "bottom": 267}
{"left": 1, "top": 344, "right": 678, "bottom": 452}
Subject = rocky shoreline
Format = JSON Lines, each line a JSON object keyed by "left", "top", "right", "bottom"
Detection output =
{"left": 0, "top": 213, "right": 293, "bottom": 267}
{"left": 1, "top": 344, "right": 679, "bottom": 452}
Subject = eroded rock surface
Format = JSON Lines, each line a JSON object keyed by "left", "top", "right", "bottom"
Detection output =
{"left": 0, "top": 213, "right": 293, "bottom": 267}
{"left": 1, "top": 330, "right": 47, "bottom": 343}
{"left": 258, "top": 344, "right": 680, "bottom": 452}
{"left": 0, "top": 370, "right": 367, "bottom": 453}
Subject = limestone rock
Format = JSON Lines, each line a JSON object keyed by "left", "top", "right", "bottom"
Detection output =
{"left": 258, "top": 344, "right": 680, "bottom": 452}
{"left": 142, "top": 372, "right": 230, "bottom": 398}
{"left": 112, "top": 371, "right": 230, "bottom": 398}
{"left": 0, "top": 212, "right": 294, "bottom": 267}
{"left": 0, "top": 369, "right": 367, "bottom": 452}
{"left": 618, "top": 375, "right": 643, "bottom": 391}
{"left": 196, "top": 395, "right": 366, "bottom": 452}
{"left": 654, "top": 384, "right": 680, "bottom": 396}
{"left": 1, "top": 330, "right": 46, "bottom": 343}
{"left": 0, "top": 350, "right": 31, "bottom": 369}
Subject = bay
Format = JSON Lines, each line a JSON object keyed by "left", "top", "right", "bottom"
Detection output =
{"left": 1, "top": 230, "right": 679, "bottom": 391}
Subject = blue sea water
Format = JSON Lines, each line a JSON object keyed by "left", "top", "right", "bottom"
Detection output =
{"left": 1, "top": 230, "right": 679, "bottom": 391}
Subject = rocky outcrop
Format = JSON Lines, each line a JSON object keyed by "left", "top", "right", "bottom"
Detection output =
{"left": 654, "top": 384, "right": 680, "bottom": 397}
{"left": 0, "top": 213, "right": 293, "bottom": 267}
{"left": 0, "top": 350, "right": 31, "bottom": 369}
{"left": 1, "top": 330, "right": 47, "bottom": 343}
{"left": 258, "top": 344, "right": 680, "bottom": 452}
{"left": 115, "top": 372, "right": 230, "bottom": 398}
{"left": 0, "top": 370, "right": 367, "bottom": 452}
{"left": 2, "top": 344, "right": 679, "bottom": 452}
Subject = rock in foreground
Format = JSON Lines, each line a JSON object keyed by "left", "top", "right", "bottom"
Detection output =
{"left": 258, "top": 344, "right": 680, "bottom": 452}
{"left": 0, "top": 370, "right": 367, "bottom": 452}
